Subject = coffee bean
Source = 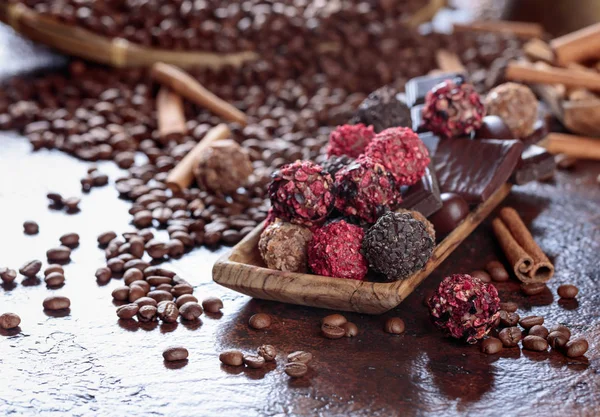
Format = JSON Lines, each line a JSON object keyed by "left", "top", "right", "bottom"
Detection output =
{"left": 470, "top": 270, "right": 492, "bottom": 283}
{"left": 384, "top": 317, "right": 405, "bottom": 335}
{"left": 202, "top": 296, "right": 223, "bottom": 313}
{"left": 0, "top": 312, "right": 21, "bottom": 329}
{"left": 116, "top": 303, "right": 139, "bottom": 319}
{"left": 23, "top": 220, "right": 39, "bottom": 235}
{"left": 528, "top": 325, "right": 549, "bottom": 339}
{"left": 47, "top": 192, "right": 63, "bottom": 206}
{"left": 519, "top": 316, "right": 544, "bottom": 329}
{"left": 128, "top": 238, "right": 145, "bottom": 258}
{"left": 124, "top": 259, "right": 149, "bottom": 271}
{"left": 522, "top": 335, "right": 548, "bottom": 351}
{"left": 47, "top": 246, "right": 71, "bottom": 263}
{"left": 107, "top": 258, "right": 125, "bottom": 273}
{"left": 143, "top": 266, "right": 176, "bottom": 278}
{"left": 0, "top": 268, "right": 17, "bottom": 283}
{"left": 128, "top": 285, "right": 146, "bottom": 302}
{"left": 549, "top": 325, "right": 571, "bottom": 339}
{"left": 243, "top": 354, "right": 266, "bottom": 369}
{"left": 521, "top": 282, "right": 547, "bottom": 296}
{"left": 249, "top": 313, "right": 271, "bottom": 329}
{"left": 321, "top": 314, "right": 347, "bottom": 327}
{"left": 284, "top": 362, "right": 308, "bottom": 378}
{"left": 321, "top": 323, "right": 345, "bottom": 339}
{"left": 156, "top": 283, "right": 173, "bottom": 292}
{"left": 134, "top": 297, "right": 157, "bottom": 308}
{"left": 499, "top": 302, "right": 518, "bottom": 313}
{"left": 63, "top": 197, "right": 80, "bottom": 211}
{"left": 547, "top": 331, "right": 569, "bottom": 349}
{"left": 557, "top": 284, "right": 578, "bottom": 299}
{"left": 59, "top": 233, "right": 80, "bottom": 248}
{"left": 19, "top": 260, "right": 42, "bottom": 277}
{"left": 163, "top": 346, "right": 189, "bottom": 362}
{"left": 257, "top": 345, "right": 277, "bottom": 361}
{"left": 219, "top": 350, "right": 244, "bottom": 366}
{"left": 486, "top": 260, "right": 509, "bottom": 282}
{"left": 98, "top": 231, "right": 117, "bottom": 246}
{"left": 146, "top": 276, "right": 173, "bottom": 286}
{"left": 43, "top": 295, "right": 70, "bottom": 310}
{"left": 123, "top": 268, "right": 143, "bottom": 285}
{"left": 564, "top": 338, "right": 588, "bottom": 357}
{"left": 342, "top": 322, "right": 358, "bottom": 337}
{"left": 179, "top": 302, "right": 203, "bottom": 321}
{"left": 176, "top": 294, "right": 198, "bottom": 307}
{"left": 480, "top": 337, "right": 503, "bottom": 354}
{"left": 111, "top": 286, "right": 130, "bottom": 301}
{"left": 498, "top": 327, "right": 522, "bottom": 347}
{"left": 95, "top": 267, "right": 112, "bottom": 284}
{"left": 166, "top": 240, "right": 185, "bottom": 257}
{"left": 287, "top": 351, "right": 313, "bottom": 364}
{"left": 44, "top": 264, "right": 64, "bottom": 276}
{"left": 44, "top": 272, "right": 65, "bottom": 287}
{"left": 133, "top": 210, "right": 153, "bottom": 228}
{"left": 499, "top": 311, "right": 520, "bottom": 327}
{"left": 157, "top": 301, "right": 179, "bottom": 323}
{"left": 171, "top": 284, "right": 193, "bottom": 298}
{"left": 137, "top": 305, "right": 157, "bottom": 322}
{"left": 148, "top": 290, "right": 174, "bottom": 303}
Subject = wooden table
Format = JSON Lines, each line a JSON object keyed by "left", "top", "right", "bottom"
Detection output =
{"left": 1, "top": 25, "right": 599, "bottom": 417}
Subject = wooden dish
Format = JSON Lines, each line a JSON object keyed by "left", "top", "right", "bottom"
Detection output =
{"left": 213, "top": 184, "right": 512, "bottom": 314}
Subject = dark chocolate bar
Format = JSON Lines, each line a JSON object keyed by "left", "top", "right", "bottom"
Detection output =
{"left": 405, "top": 72, "right": 465, "bottom": 108}
{"left": 399, "top": 166, "right": 442, "bottom": 217}
{"left": 418, "top": 132, "right": 441, "bottom": 157}
{"left": 510, "top": 145, "right": 556, "bottom": 185}
{"left": 433, "top": 138, "right": 524, "bottom": 204}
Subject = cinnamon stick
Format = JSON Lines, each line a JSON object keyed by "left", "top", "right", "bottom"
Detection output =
{"left": 492, "top": 207, "right": 554, "bottom": 284}
{"left": 505, "top": 61, "right": 600, "bottom": 91}
{"left": 151, "top": 62, "right": 247, "bottom": 126}
{"left": 522, "top": 38, "right": 554, "bottom": 63}
{"left": 435, "top": 50, "right": 466, "bottom": 73}
{"left": 550, "top": 22, "right": 600, "bottom": 66}
{"left": 453, "top": 20, "right": 543, "bottom": 39}
{"left": 166, "top": 123, "right": 231, "bottom": 192}
{"left": 539, "top": 133, "right": 600, "bottom": 160}
{"left": 156, "top": 87, "right": 187, "bottom": 140}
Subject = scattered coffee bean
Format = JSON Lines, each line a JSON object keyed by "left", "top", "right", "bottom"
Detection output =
{"left": 0, "top": 268, "right": 17, "bottom": 283}
{"left": 148, "top": 290, "right": 174, "bottom": 303}
{"left": 342, "top": 322, "right": 358, "bottom": 337}
{"left": 130, "top": 280, "right": 150, "bottom": 293}
{"left": 44, "top": 264, "right": 64, "bottom": 276}
{"left": 143, "top": 266, "right": 176, "bottom": 278}
{"left": 249, "top": 313, "right": 271, "bottom": 329}
{"left": 470, "top": 270, "right": 492, "bottom": 283}
{"left": 219, "top": 350, "right": 244, "bottom": 366}
{"left": 137, "top": 305, "right": 157, "bottom": 322}
{"left": 549, "top": 325, "right": 571, "bottom": 339}
{"left": 171, "top": 284, "right": 193, "bottom": 298}
{"left": 384, "top": 317, "right": 405, "bottom": 335}
{"left": 547, "top": 331, "right": 569, "bottom": 349}
{"left": 128, "top": 285, "right": 146, "bottom": 302}
{"left": 519, "top": 316, "right": 544, "bottom": 329}
{"left": 146, "top": 275, "right": 172, "bottom": 286}
{"left": 322, "top": 314, "right": 347, "bottom": 327}
{"left": 156, "top": 283, "right": 173, "bottom": 292}
{"left": 98, "top": 231, "right": 117, "bottom": 246}
{"left": 257, "top": 345, "right": 277, "bottom": 361}
{"left": 111, "top": 286, "right": 130, "bottom": 301}
{"left": 557, "top": 284, "right": 578, "bottom": 299}
{"left": 59, "top": 233, "right": 80, "bottom": 248}
{"left": 202, "top": 296, "right": 223, "bottom": 313}
{"left": 528, "top": 325, "right": 549, "bottom": 339}
{"left": 116, "top": 303, "right": 139, "bottom": 319}
{"left": 19, "top": 260, "right": 42, "bottom": 278}
{"left": 499, "top": 327, "right": 522, "bottom": 347}
{"left": 522, "top": 335, "right": 548, "bottom": 351}
{"left": 321, "top": 323, "right": 345, "bottom": 339}
{"left": 46, "top": 246, "right": 71, "bottom": 263}
{"left": 107, "top": 258, "right": 125, "bottom": 273}
{"left": 287, "top": 351, "right": 313, "bottom": 364}
{"left": 123, "top": 268, "right": 143, "bottom": 285}
{"left": 134, "top": 297, "right": 157, "bottom": 308}
{"left": 243, "top": 354, "right": 266, "bottom": 369}
{"left": 176, "top": 294, "right": 198, "bottom": 308}
{"left": 521, "top": 282, "right": 547, "bottom": 296}
{"left": 499, "top": 301, "right": 518, "bottom": 313}
{"left": 23, "top": 220, "right": 39, "bottom": 235}
{"left": 63, "top": 196, "right": 81, "bottom": 211}
{"left": 95, "top": 266, "right": 111, "bottom": 284}
{"left": 167, "top": 239, "right": 185, "bottom": 257}
{"left": 43, "top": 295, "right": 70, "bottom": 310}
{"left": 163, "top": 346, "right": 189, "bottom": 362}
{"left": 0, "top": 312, "right": 21, "bottom": 329}
{"left": 44, "top": 272, "right": 65, "bottom": 287}
{"left": 564, "top": 338, "right": 588, "bottom": 357}
{"left": 47, "top": 192, "right": 63, "bottom": 206}
{"left": 179, "top": 302, "right": 203, "bottom": 321}
{"left": 284, "top": 362, "right": 308, "bottom": 378}
{"left": 157, "top": 301, "right": 179, "bottom": 323}
{"left": 499, "top": 311, "right": 520, "bottom": 327}
{"left": 480, "top": 337, "right": 503, "bottom": 354}
{"left": 485, "top": 260, "right": 509, "bottom": 282}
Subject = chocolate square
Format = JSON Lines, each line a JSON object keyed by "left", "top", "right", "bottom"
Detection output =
{"left": 510, "top": 145, "right": 556, "bottom": 185}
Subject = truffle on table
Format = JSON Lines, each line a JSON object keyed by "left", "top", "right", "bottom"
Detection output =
{"left": 194, "top": 139, "right": 253, "bottom": 194}
{"left": 427, "top": 274, "right": 500, "bottom": 344}
{"left": 259, "top": 220, "right": 313, "bottom": 273}
{"left": 351, "top": 85, "right": 412, "bottom": 133}
{"left": 326, "top": 124, "right": 375, "bottom": 158}
{"left": 485, "top": 82, "right": 538, "bottom": 139}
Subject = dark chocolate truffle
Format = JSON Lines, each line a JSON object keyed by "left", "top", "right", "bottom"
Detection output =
{"left": 429, "top": 193, "right": 469, "bottom": 237}
{"left": 362, "top": 212, "right": 434, "bottom": 281}
{"left": 351, "top": 85, "right": 412, "bottom": 133}
{"left": 475, "top": 115, "right": 514, "bottom": 139}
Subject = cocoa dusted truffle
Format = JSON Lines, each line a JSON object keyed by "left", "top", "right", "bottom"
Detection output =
{"left": 485, "top": 82, "right": 538, "bottom": 138}
{"left": 308, "top": 220, "right": 367, "bottom": 280}
{"left": 326, "top": 124, "right": 375, "bottom": 158}
{"left": 259, "top": 220, "right": 313, "bottom": 273}
{"left": 194, "top": 139, "right": 253, "bottom": 194}
{"left": 362, "top": 212, "right": 434, "bottom": 280}
{"left": 321, "top": 154, "right": 355, "bottom": 177}
{"left": 268, "top": 160, "right": 335, "bottom": 228}
{"left": 364, "top": 127, "right": 430, "bottom": 186}
{"left": 421, "top": 78, "right": 485, "bottom": 138}
{"left": 352, "top": 85, "right": 412, "bottom": 133}
{"left": 334, "top": 157, "right": 400, "bottom": 223}
{"left": 427, "top": 274, "right": 501, "bottom": 344}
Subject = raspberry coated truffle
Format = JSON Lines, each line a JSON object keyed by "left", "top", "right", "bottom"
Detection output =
{"left": 427, "top": 274, "right": 501, "bottom": 344}
{"left": 485, "top": 82, "right": 538, "bottom": 138}
{"left": 268, "top": 160, "right": 334, "bottom": 227}
{"left": 326, "top": 124, "right": 375, "bottom": 158}
{"left": 352, "top": 85, "right": 412, "bottom": 133}
{"left": 194, "top": 139, "right": 253, "bottom": 194}
{"left": 364, "top": 127, "right": 430, "bottom": 186}
{"left": 362, "top": 212, "right": 434, "bottom": 280}
{"left": 334, "top": 157, "right": 400, "bottom": 223}
{"left": 421, "top": 78, "right": 485, "bottom": 138}
{"left": 308, "top": 220, "right": 367, "bottom": 280}
{"left": 259, "top": 220, "right": 313, "bottom": 273}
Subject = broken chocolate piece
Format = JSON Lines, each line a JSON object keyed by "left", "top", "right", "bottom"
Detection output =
{"left": 405, "top": 72, "right": 465, "bottom": 108}
{"left": 399, "top": 167, "right": 442, "bottom": 218}
{"left": 475, "top": 115, "right": 513, "bottom": 139}
{"left": 521, "top": 118, "right": 549, "bottom": 147}
{"left": 510, "top": 145, "right": 556, "bottom": 185}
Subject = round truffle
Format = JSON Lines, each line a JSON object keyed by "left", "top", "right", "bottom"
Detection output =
{"left": 362, "top": 211, "right": 434, "bottom": 280}
{"left": 321, "top": 155, "right": 355, "bottom": 177}
{"left": 352, "top": 85, "right": 412, "bottom": 133}
{"left": 427, "top": 274, "right": 500, "bottom": 343}
{"left": 259, "top": 220, "right": 313, "bottom": 273}
{"left": 268, "top": 160, "right": 335, "bottom": 228}
{"left": 485, "top": 82, "right": 538, "bottom": 138}
{"left": 421, "top": 78, "right": 486, "bottom": 138}
{"left": 194, "top": 139, "right": 253, "bottom": 194}
{"left": 334, "top": 157, "right": 400, "bottom": 223}
{"left": 326, "top": 124, "right": 375, "bottom": 158}
{"left": 429, "top": 193, "right": 469, "bottom": 237}
{"left": 364, "top": 127, "right": 430, "bottom": 186}
{"left": 308, "top": 220, "right": 367, "bottom": 280}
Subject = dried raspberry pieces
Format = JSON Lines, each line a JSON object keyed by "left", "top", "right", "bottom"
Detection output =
{"left": 326, "top": 123, "right": 375, "bottom": 158}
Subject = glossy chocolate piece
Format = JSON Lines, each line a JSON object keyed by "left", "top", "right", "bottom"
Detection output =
{"left": 474, "top": 115, "right": 513, "bottom": 139}
{"left": 429, "top": 193, "right": 470, "bottom": 238}
{"left": 510, "top": 145, "right": 556, "bottom": 185}
{"left": 418, "top": 132, "right": 441, "bottom": 156}
{"left": 521, "top": 118, "right": 549, "bottom": 147}
{"left": 399, "top": 166, "right": 442, "bottom": 218}
{"left": 405, "top": 72, "right": 465, "bottom": 108}
{"left": 433, "top": 138, "right": 524, "bottom": 204}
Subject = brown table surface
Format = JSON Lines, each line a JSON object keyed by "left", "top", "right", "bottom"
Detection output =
{"left": 1, "top": 24, "right": 599, "bottom": 417}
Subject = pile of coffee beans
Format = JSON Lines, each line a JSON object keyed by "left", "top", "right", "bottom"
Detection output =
{"left": 219, "top": 344, "right": 312, "bottom": 378}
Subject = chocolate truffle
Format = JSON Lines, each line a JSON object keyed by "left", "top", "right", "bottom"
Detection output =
{"left": 485, "top": 82, "right": 538, "bottom": 138}
{"left": 427, "top": 274, "right": 501, "bottom": 344}
{"left": 352, "top": 85, "right": 412, "bottom": 133}
{"left": 321, "top": 155, "right": 355, "bottom": 177}
{"left": 364, "top": 127, "right": 430, "bottom": 186}
{"left": 259, "top": 220, "right": 313, "bottom": 273}
{"left": 421, "top": 78, "right": 486, "bottom": 138}
{"left": 334, "top": 157, "right": 400, "bottom": 223}
{"left": 308, "top": 220, "right": 367, "bottom": 280}
{"left": 396, "top": 208, "right": 435, "bottom": 241}
{"left": 474, "top": 115, "right": 513, "bottom": 139}
{"left": 362, "top": 212, "right": 434, "bottom": 281}
{"left": 194, "top": 139, "right": 253, "bottom": 194}
{"left": 268, "top": 160, "right": 335, "bottom": 228}
{"left": 429, "top": 193, "right": 469, "bottom": 237}
{"left": 326, "top": 124, "right": 375, "bottom": 158}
